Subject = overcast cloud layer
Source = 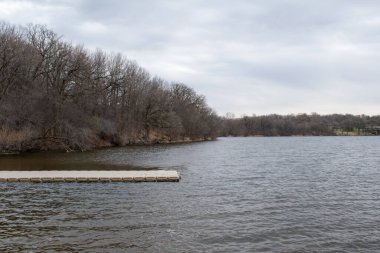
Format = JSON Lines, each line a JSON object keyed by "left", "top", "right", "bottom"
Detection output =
{"left": 1, "top": 0, "right": 380, "bottom": 116}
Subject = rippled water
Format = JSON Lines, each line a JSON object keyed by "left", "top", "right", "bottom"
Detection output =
{"left": 1, "top": 137, "right": 380, "bottom": 252}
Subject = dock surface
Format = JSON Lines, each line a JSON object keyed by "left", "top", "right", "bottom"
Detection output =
{"left": 0, "top": 170, "right": 180, "bottom": 183}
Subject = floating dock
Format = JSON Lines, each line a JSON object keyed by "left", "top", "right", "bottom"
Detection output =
{"left": 0, "top": 170, "right": 180, "bottom": 183}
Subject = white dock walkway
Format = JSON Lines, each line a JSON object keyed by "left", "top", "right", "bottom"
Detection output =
{"left": 0, "top": 170, "right": 180, "bottom": 183}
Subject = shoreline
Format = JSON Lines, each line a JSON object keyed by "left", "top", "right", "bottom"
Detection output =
{"left": 0, "top": 137, "right": 216, "bottom": 156}
{"left": 2, "top": 134, "right": 379, "bottom": 156}
{"left": 220, "top": 135, "right": 379, "bottom": 138}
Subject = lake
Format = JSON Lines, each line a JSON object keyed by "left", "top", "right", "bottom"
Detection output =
{"left": 1, "top": 137, "right": 380, "bottom": 252}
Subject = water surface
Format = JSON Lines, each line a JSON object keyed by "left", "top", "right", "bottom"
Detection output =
{"left": 1, "top": 137, "right": 380, "bottom": 252}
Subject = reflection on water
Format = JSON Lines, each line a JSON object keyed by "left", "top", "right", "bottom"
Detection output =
{"left": 1, "top": 137, "right": 380, "bottom": 252}
{"left": 0, "top": 149, "right": 158, "bottom": 170}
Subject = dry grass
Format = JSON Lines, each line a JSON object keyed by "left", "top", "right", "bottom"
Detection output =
{"left": 0, "top": 126, "right": 36, "bottom": 151}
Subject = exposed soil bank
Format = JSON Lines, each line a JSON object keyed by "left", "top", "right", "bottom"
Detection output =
{"left": 0, "top": 129, "right": 215, "bottom": 155}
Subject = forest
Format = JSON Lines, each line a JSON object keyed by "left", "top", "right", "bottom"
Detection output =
{"left": 219, "top": 113, "right": 380, "bottom": 136}
{"left": 0, "top": 23, "right": 219, "bottom": 152}
{"left": 1, "top": 22, "right": 379, "bottom": 153}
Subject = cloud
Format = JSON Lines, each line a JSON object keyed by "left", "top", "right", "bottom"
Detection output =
{"left": 1, "top": 0, "right": 380, "bottom": 115}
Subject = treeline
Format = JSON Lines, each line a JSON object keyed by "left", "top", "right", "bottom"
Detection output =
{"left": 220, "top": 113, "right": 380, "bottom": 136}
{"left": 0, "top": 23, "right": 219, "bottom": 152}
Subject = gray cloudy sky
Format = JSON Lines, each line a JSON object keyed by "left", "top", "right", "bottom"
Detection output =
{"left": 1, "top": 0, "right": 380, "bottom": 116}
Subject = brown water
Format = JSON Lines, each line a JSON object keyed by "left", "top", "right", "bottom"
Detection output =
{"left": 0, "top": 149, "right": 157, "bottom": 171}
{"left": 1, "top": 137, "right": 380, "bottom": 252}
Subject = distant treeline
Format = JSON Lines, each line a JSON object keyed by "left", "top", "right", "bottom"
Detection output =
{"left": 0, "top": 23, "right": 219, "bottom": 152}
{"left": 220, "top": 114, "right": 380, "bottom": 136}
